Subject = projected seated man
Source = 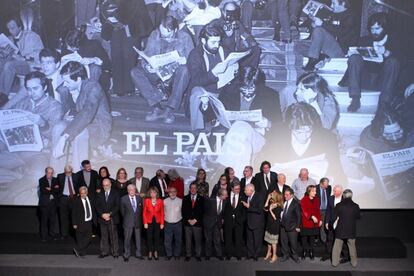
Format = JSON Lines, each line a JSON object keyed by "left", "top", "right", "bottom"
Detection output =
{"left": 210, "top": 2, "right": 261, "bottom": 68}
{"left": 261, "top": 102, "right": 348, "bottom": 187}
{"left": 338, "top": 12, "right": 400, "bottom": 112}
{"left": 52, "top": 61, "right": 112, "bottom": 168}
{"left": 214, "top": 66, "right": 282, "bottom": 178}
{"left": 303, "top": 0, "right": 359, "bottom": 71}
{"left": 0, "top": 71, "right": 63, "bottom": 183}
{"left": 188, "top": 23, "right": 240, "bottom": 131}
{"left": 131, "top": 15, "right": 194, "bottom": 124}
{"left": 0, "top": 17, "right": 43, "bottom": 95}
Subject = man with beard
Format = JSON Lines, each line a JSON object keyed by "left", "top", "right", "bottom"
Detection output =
{"left": 339, "top": 12, "right": 400, "bottom": 112}
{"left": 187, "top": 22, "right": 239, "bottom": 131}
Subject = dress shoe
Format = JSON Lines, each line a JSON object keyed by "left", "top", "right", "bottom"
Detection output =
{"left": 114, "top": 255, "right": 119, "bottom": 259}
{"left": 253, "top": 257, "right": 258, "bottom": 262}
{"left": 225, "top": 256, "right": 231, "bottom": 261}
{"left": 98, "top": 254, "right": 108, "bottom": 258}
{"left": 301, "top": 250, "right": 307, "bottom": 260}
{"left": 340, "top": 258, "right": 350, "bottom": 264}
{"left": 165, "top": 256, "right": 172, "bottom": 261}
{"left": 196, "top": 257, "right": 202, "bottom": 262}
{"left": 280, "top": 256, "right": 289, "bottom": 262}
{"left": 123, "top": 257, "right": 129, "bottom": 262}
{"left": 185, "top": 257, "right": 191, "bottom": 262}
{"left": 174, "top": 256, "right": 180, "bottom": 261}
{"left": 347, "top": 98, "right": 361, "bottom": 112}
{"left": 135, "top": 256, "right": 144, "bottom": 260}
{"left": 73, "top": 248, "right": 80, "bottom": 258}
{"left": 217, "top": 256, "right": 224, "bottom": 261}
{"left": 309, "top": 249, "right": 315, "bottom": 260}
{"left": 236, "top": 257, "right": 242, "bottom": 261}
{"left": 320, "top": 255, "right": 330, "bottom": 261}
{"left": 292, "top": 256, "right": 300, "bottom": 263}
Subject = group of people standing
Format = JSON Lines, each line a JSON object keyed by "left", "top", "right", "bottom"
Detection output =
{"left": 38, "top": 160, "right": 360, "bottom": 267}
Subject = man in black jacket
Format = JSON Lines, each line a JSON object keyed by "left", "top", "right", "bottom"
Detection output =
{"left": 339, "top": 12, "right": 400, "bottom": 112}
{"left": 316, "top": 177, "right": 332, "bottom": 244}
{"left": 240, "top": 166, "right": 256, "bottom": 192}
{"left": 182, "top": 183, "right": 204, "bottom": 261}
{"left": 95, "top": 178, "right": 120, "bottom": 258}
{"left": 149, "top": 169, "right": 169, "bottom": 199}
{"left": 57, "top": 165, "right": 79, "bottom": 238}
{"left": 224, "top": 182, "right": 246, "bottom": 260}
{"left": 204, "top": 188, "right": 228, "bottom": 260}
{"left": 275, "top": 173, "right": 290, "bottom": 196}
{"left": 242, "top": 184, "right": 265, "bottom": 261}
{"left": 38, "top": 167, "right": 60, "bottom": 241}
{"left": 304, "top": 0, "right": 359, "bottom": 71}
{"left": 280, "top": 187, "right": 301, "bottom": 263}
{"left": 72, "top": 186, "right": 96, "bottom": 257}
{"left": 76, "top": 160, "right": 99, "bottom": 200}
{"left": 254, "top": 161, "right": 278, "bottom": 197}
{"left": 332, "top": 189, "right": 360, "bottom": 267}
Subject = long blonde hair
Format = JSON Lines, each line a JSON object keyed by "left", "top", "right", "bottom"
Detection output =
{"left": 270, "top": 191, "right": 284, "bottom": 208}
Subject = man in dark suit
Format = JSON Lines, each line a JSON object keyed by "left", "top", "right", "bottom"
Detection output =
{"left": 254, "top": 161, "right": 278, "bottom": 197}
{"left": 204, "top": 188, "right": 228, "bottom": 260}
{"left": 280, "top": 187, "right": 301, "bottom": 263}
{"left": 120, "top": 184, "right": 143, "bottom": 262}
{"left": 149, "top": 169, "right": 169, "bottom": 199}
{"left": 332, "top": 189, "right": 360, "bottom": 267}
{"left": 76, "top": 160, "right": 99, "bottom": 200}
{"left": 57, "top": 165, "right": 79, "bottom": 238}
{"left": 182, "top": 183, "right": 204, "bottom": 261}
{"left": 316, "top": 177, "right": 332, "bottom": 245}
{"left": 128, "top": 167, "right": 150, "bottom": 198}
{"left": 95, "top": 178, "right": 120, "bottom": 258}
{"left": 224, "top": 182, "right": 246, "bottom": 260}
{"left": 240, "top": 165, "right": 256, "bottom": 192}
{"left": 72, "top": 186, "right": 96, "bottom": 257}
{"left": 38, "top": 167, "right": 60, "bottom": 241}
{"left": 275, "top": 173, "right": 290, "bottom": 195}
{"left": 242, "top": 184, "right": 265, "bottom": 261}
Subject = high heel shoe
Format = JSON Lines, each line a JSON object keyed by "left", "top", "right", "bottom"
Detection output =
{"left": 264, "top": 252, "right": 272, "bottom": 261}
{"left": 269, "top": 255, "right": 278, "bottom": 263}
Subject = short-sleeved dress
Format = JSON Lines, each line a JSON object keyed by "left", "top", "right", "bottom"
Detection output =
{"left": 264, "top": 205, "right": 283, "bottom": 245}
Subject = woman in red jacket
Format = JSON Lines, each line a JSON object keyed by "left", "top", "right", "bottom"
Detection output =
{"left": 300, "top": 184, "right": 322, "bottom": 260}
{"left": 167, "top": 169, "right": 184, "bottom": 198}
{"left": 143, "top": 187, "right": 164, "bottom": 260}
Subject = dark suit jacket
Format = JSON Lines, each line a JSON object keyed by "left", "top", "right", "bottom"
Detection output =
{"left": 246, "top": 192, "right": 265, "bottom": 230}
{"left": 333, "top": 198, "right": 361, "bottom": 239}
{"left": 275, "top": 183, "right": 290, "bottom": 195}
{"left": 240, "top": 176, "right": 256, "bottom": 192}
{"left": 95, "top": 188, "right": 121, "bottom": 225}
{"left": 149, "top": 176, "right": 170, "bottom": 198}
{"left": 71, "top": 196, "right": 96, "bottom": 231}
{"left": 76, "top": 169, "right": 99, "bottom": 199}
{"left": 281, "top": 198, "right": 301, "bottom": 232}
{"left": 203, "top": 197, "right": 227, "bottom": 229}
{"left": 182, "top": 194, "right": 204, "bottom": 227}
{"left": 325, "top": 195, "right": 337, "bottom": 228}
{"left": 57, "top": 173, "right": 80, "bottom": 197}
{"left": 120, "top": 194, "right": 142, "bottom": 228}
{"left": 210, "top": 183, "right": 231, "bottom": 198}
{"left": 128, "top": 177, "right": 150, "bottom": 195}
{"left": 254, "top": 171, "right": 278, "bottom": 196}
{"left": 38, "top": 176, "right": 59, "bottom": 206}
{"left": 316, "top": 184, "right": 332, "bottom": 209}
{"left": 224, "top": 193, "right": 246, "bottom": 226}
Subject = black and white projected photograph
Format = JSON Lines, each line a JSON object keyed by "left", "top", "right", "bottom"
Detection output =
{"left": 0, "top": 1, "right": 414, "bottom": 275}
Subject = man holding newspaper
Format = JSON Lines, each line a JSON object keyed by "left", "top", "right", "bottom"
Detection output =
{"left": 131, "top": 16, "right": 194, "bottom": 124}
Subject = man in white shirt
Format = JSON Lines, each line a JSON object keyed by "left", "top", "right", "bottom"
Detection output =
{"left": 163, "top": 187, "right": 183, "bottom": 260}
{"left": 72, "top": 186, "right": 94, "bottom": 257}
{"left": 240, "top": 165, "right": 255, "bottom": 191}
{"left": 254, "top": 161, "right": 278, "bottom": 197}
{"left": 291, "top": 168, "right": 317, "bottom": 200}
{"left": 276, "top": 173, "right": 290, "bottom": 196}
{"left": 129, "top": 167, "right": 150, "bottom": 197}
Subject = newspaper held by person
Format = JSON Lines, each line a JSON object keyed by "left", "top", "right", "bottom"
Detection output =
{"left": 303, "top": 0, "right": 333, "bottom": 21}
{"left": 134, "top": 47, "right": 182, "bottom": 82}
{"left": 0, "top": 33, "right": 19, "bottom": 59}
{"left": 0, "top": 109, "right": 43, "bottom": 152}
{"left": 348, "top": 46, "right": 384, "bottom": 63}
{"left": 216, "top": 50, "right": 251, "bottom": 89}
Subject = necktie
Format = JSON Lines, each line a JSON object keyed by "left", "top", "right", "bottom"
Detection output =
{"left": 265, "top": 174, "right": 270, "bottom": 190}
{"left": 321, "top": 188, "right": 327, "bottom": 210}
{"left": 232, "top": 194, "right": 236, "bottom": 208}
{"left": 105, "top": 191, "right": 109, "bottom": 202}
{"left": 248, "top": 196, "right": 251, "bottom": 203}
{"left": 217, "top": 200, "right": 222, "bottom": 214}
{"left": 131, "top": 197, "right": 136, "bottom": 213}
{"left": 283, "top": 201, "right": 289, "bottom": 220}
{"left": 85, "top": 198, "right": 91, "bottom": 219}
{"left": 191, "top": 195, "right": 196, "bottom": 208}
{"left": 68, "top": 176, "right": 74, "bottom": 197}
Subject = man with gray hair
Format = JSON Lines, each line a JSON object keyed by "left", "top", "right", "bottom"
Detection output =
{"left": 332, "top": 189, "right": 360, "bottom": 267}
{"left": 291, "top": 168, "right": 317, "bottom": 200}
{"left": 163, "top": 186, "right": 183, "bottom": 260}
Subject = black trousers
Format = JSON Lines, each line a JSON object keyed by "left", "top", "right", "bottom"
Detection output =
{"left": 246, "top": 227, "right": 264, "bottom": 258}
{"left": 224, "top": 221, "right": 244, "bottom": 257}
{"left": 75, "top": 221, "right": 92, "bottom": 256}
{"left": 147, "top": 218, "right": 161, "bottom": 252}
{"left": 280, "top": 227, "right": 299, "bottom": 259}
{"left": 100, "top": 222, "right": 119, "bottom": 256}
{"left": 39, "top": 201, "right": 59, "bottom": 240}
{"left": 204, "top": 224, "right": 222, "bottom": 257}
{"left": 301, "top": 235, "right": 317, "bottom": 250}
{"left": 58, "top": 196, "right": 73, "bottom": 237}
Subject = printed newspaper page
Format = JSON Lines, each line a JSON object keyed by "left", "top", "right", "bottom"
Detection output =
{"left": 225, "top": 109, "right": 263, "bottom": 122}
{"left": 0, "top": 33, "right": 18, "bottom": 58}
{"left": 0, "top": 109, "right": 43, "bottom": 152}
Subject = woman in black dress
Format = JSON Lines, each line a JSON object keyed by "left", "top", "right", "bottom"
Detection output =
{"left": 264, "top": 191, "right": 284, "bottom": 263}
{"left": 115, "top": 168, "right": 131, "bottom": 197}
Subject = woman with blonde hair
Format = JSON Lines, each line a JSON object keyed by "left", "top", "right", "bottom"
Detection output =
{"left": 264, "top": 191, "right": 284, "bottom": 263}
{"left": 115, "top": 168, "right": 131, "bottom": 197}
{"left": 143, "top": 186, "right": 164, "bottom": 260}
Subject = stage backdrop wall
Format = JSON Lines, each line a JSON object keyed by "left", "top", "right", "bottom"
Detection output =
{"left": 0, "top": 206, "right": 413, "bottom": 242}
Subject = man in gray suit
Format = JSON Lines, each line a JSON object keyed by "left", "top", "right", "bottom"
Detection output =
{"left": 128, "top": 167, "right": 150, "bottom": 198}
{"left": 120, "top": 184, "right": 143, "bottom": 262}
